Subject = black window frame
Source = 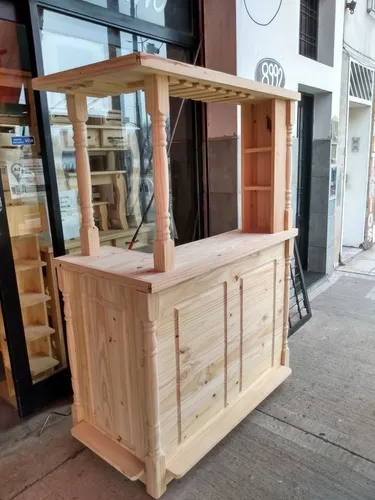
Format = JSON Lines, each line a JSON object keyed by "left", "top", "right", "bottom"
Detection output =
{"left": 299, "top": 0, "right": 319, "bottom": 61}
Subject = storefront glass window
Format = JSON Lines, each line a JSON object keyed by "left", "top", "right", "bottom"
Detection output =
{"left": 82, "top": 0, "right": 192, "bottom": 33}
{"left": 39, "top": 9, "right": 198, "bottom": 254}
{"left": 0, "top": 19, "right": 67, "bottom": 402}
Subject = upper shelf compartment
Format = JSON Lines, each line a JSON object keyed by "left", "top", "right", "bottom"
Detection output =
{"left": 241, "top": 99, "right": 288, "bottom": 234}
{"left": 242, "top": 100, "right": 273, "bottom": 151}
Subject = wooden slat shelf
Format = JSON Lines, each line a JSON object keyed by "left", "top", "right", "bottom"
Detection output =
{"left": 4, "top": 353, "right": 59, "bottom": 377}
{"left": 244, "top": 147, "right": 272, "bottom": 153}
{"left": 24, "top": 324, "right": 55, "bottom": 342}
{"left": 14, "top": 259, "right": 46, "bottom": 271}
{"left": 29, "top": 353, "right": 59, "bottom": 377}
{"left": 244, "top": 186, "right": 271, "bottom": 191}
{"left": 66, "top": 170, "right": 126, "bottom": 177}
{"left": 62, "top": 148, "right": 129, "bottom": 153}
{"left": 20, "top": 292, "right": 51, "bottom": 308}
{"left": 32, "top": 52, "right": 300, "bottom": 103}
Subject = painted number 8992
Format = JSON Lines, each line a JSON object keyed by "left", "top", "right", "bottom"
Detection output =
{"left": 254, "top": 58, "right": 285, "bottom": 88}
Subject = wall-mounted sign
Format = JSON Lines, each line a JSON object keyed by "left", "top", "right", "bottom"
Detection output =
{"left": 11, "top": 136, "right": 35, "bottom": 146}
{"left": 59, "top": 190, "right": 80, "bottom": 240}
{"left": 254, "top": 58, "right": 285, "bottom": 88}
{"left": 7, "top": 159, "right": 45, "bottom": 199}
{"left": 352, "top": 137, "right": 360, "bottom": 152}
{"left": 125, "top": 0, "right": 167, "bottom": 13}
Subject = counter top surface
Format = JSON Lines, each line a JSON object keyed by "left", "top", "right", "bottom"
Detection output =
{"left": 54, "top": 229, "right": 297, "bottom": 293}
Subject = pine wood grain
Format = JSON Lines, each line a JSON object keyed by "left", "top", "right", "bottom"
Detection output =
{"left": 32, "top": 52, "right": 300, "bottom": 103}
{"left": 54, "top": 229, "right": 297, "bottom": 293}
{"left": 167, "top": 365, "right": 291, "bottom": 478}
{"left": 72, "top": 421, "right": 144, "bottom": 480}
{"left": 66, "top": 94, "right": 100, "bottom": 256}
{"left": 145, "top": 74, "right": 174, "bottom": 272}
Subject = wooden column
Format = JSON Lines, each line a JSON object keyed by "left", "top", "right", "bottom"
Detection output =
{"left": 145, "top": 75, "right": 175, "bottom": 272}
{"left": 57, "top": 268, "right": 82, "bottom": 425}
{"left": 139, "top": 293, "right": 166, "bottom": 498}
{"left": 281, "top": 101, "right": 295, "bottom": 367}
{"left": 67, "top": 94, "right": 100, "bottom": 256}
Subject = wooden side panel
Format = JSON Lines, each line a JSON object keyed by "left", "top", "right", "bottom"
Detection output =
{"left": 158, "top": 243, "right": 284, "bottom": 460}
{"left": 241, "top": 260, "right": 282, "bottom": 391}
{"left": 176, "top": 284, "right": 226, "bottom": 443}
{"left": 272, "top": 99, "right": 287, "bottom": 232}
{"left": 81, "top": 275, "right": 145, "bottom": 459}
{"left": 226, "top": 281, "right": 241, "bottom": 406}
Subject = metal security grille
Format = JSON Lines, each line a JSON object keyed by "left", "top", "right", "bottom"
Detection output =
{"left": 349, "top": 61, "right": 374, "bottom": 102}
{"left": 299, "top": 0, "right": 319, "bottom": 60}
{"left": 289, "top": 241, "right": 312, "bottom": 337}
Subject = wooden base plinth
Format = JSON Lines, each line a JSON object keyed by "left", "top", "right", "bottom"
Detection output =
{"left": 145, "top": 455, "right": 167, "bottom": 499}
{"left": 71, "top": 368, "right": 290, "bottom": 496}
{"left": 153, "top": 239, "right": 175, "bottom": 272}
{"left": 72, "top": 421, "right": 144, "bottom": 480}
{"left": 79, "top": 226, "right": 100, "bottom": 256}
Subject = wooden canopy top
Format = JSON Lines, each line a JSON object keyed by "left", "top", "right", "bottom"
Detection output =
{"left": 32, "top": 52, "right": 300, "bottom": 104}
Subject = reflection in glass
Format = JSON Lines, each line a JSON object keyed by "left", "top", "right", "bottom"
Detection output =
{"left": 40, "top": 9, "right": 199, "bottom": 254}
{"left": 82, "top": 0, "right": 192, "bottom": 33}
{"left": 0, "top": 20, "right": 67, "bottom": 396}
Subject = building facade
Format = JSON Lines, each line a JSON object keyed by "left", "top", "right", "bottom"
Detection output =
{"left": 208, "top": 0, "right": 375, "bottom": 279}
{"left": 336, "top": 1, "right": 375, "bottom": 262}
{"left": 237, "top": 0, "right": 345, "bottom": 282}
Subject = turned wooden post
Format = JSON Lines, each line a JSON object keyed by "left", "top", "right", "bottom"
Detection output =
{"left": 57, "top": 268, "right": 82, "bottom": 425}
{"left": 67, "top": 94, "right": 100, "bottom": 256}
{"left": 139, "top": 293, "right": 166, "bottom": 499}
{"left": 145, "top": 75, "right": 175, "bottom": 272}
{"left": 281, "top": 100, "right": 295, "bottom": 367}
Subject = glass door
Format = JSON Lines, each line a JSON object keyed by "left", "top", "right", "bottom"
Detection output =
{"left": 0, "top": 17, "right": 69, "bottom": 418}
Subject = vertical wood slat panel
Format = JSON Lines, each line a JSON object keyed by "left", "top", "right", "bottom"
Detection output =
{"left": 175, "top": 284, "right": 226, "bottom": 443}
{"left": 240, "top": 260, "right": 277, "bottom": 392}
{"left": 157, "top": 243, "right": 284, "bottom": 459}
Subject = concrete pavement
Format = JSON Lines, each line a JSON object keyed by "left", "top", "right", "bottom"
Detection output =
{"left": 339, "top": 243, "right": 375, "bottom": 276}
{"left": 1, "top": 260, "right": 375, "bottom": 499}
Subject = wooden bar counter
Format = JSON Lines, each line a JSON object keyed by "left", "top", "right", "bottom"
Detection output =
{"left": 33, "top": 52, "right": 300, "bottom": 498}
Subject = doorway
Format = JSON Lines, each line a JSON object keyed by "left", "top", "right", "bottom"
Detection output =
{"left": 296, "top": 93, "right": 314, "bottom": 270}
{"left": 342, "top": 103, "right": 372, "bottom": 251}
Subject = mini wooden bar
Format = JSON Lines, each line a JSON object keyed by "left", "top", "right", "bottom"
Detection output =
{"left": 32, "top": 53, "right": 300, "bottom": 498}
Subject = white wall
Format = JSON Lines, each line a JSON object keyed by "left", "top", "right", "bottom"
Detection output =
{"left": 344, "top": 2, "right": 375, "bottom": 62}
{"left": 236, "top": 0, "right": 345, "bottom": 120}
{"left": 343, "top": 104, "right": 372, "bottom": 246}
{"left": 336, "top": 2, "right": 375, "bottom": 257}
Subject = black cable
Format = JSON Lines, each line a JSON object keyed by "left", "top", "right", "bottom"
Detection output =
{"left": 243, "top": 0, "right": 283, "bottom": 27}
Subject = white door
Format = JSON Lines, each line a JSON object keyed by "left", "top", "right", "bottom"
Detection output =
{"left": 343, "top": 105, "right": 371, "bottom": 247}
